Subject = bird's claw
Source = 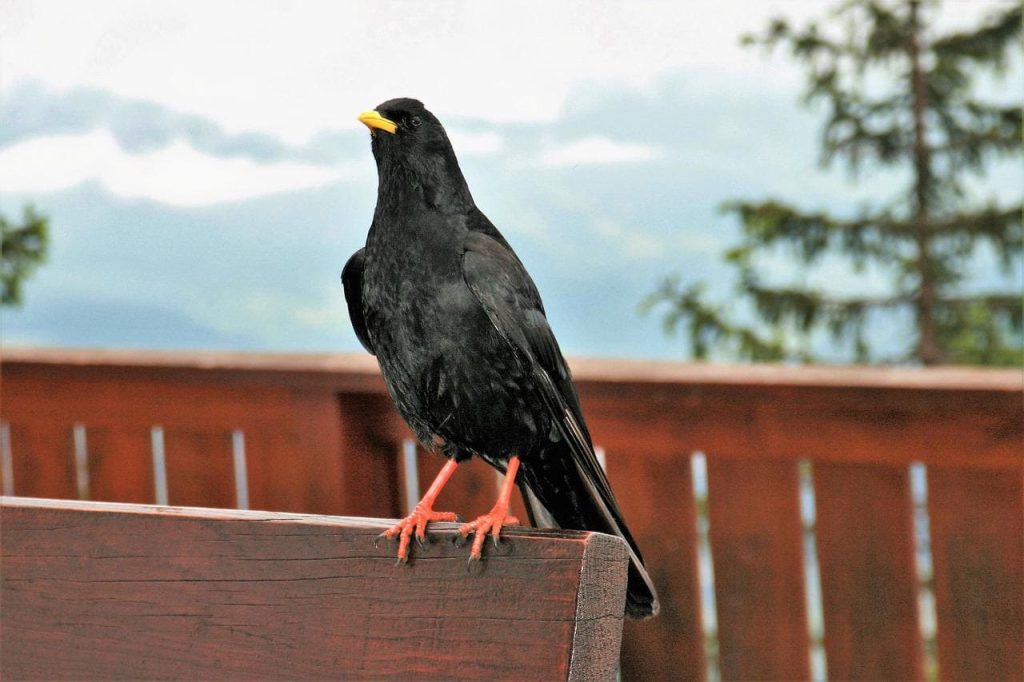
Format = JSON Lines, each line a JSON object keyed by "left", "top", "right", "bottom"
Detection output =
{"left": 458, "top": 510, "right": 520, "bottom": 561}
{"left": 376, "top": 507, "right": 458, "bottom": 563}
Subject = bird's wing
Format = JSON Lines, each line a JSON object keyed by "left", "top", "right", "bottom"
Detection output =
{"left": 460, "top": 230, "right": 624, "bottom": 535}
{"left": 461, "top": 229, "right": 659, "bottom": 616}
{"left": 341, "top": 248, "right": 375, "bottom": 355}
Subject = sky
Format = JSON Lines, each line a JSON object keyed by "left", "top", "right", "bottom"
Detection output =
{"left": 1, "top": 0, "right": 1020, "bottom": 360}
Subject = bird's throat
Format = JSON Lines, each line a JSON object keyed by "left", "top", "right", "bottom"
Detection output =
{"left": 376, "top": 154, "right": 474, "bottom": 215}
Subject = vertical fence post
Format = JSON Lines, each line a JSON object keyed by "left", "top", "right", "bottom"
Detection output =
{"left": 150, "top": 426, "right": 168, "bottom": 506}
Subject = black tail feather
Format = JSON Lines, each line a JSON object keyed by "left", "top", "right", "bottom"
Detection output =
{"left": 519, "top": 441, "right": 659, "bottom": 619}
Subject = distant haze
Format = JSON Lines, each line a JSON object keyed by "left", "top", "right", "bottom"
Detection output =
{"left": 1, "top": 1, "right": 1019, "bottom": 359}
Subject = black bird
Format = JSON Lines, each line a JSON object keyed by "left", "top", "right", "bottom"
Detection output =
{"left": 342, "top": 98, "right": 658, "bottom": 618}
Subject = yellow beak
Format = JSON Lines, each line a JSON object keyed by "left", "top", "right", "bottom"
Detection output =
{"left": 358, "top": 110, "right": 398, "bottom": 134}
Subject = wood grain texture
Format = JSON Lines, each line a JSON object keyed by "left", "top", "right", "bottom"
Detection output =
{"left": 163, "top": 428, "right": 235, "bottom": 508}
{"left": 612, "top": 448, "right": 705, "bottom": 682}
{"left": 927, "top": 466, "right": 1024, "bottom": 682}
{"left": 83, "top": 427, "right": 155, "bottom": 503}
{"left": 0, "top": 497, "right": 628, "bottom": 681}
{"left": 706, "top": 458, "right": 810, "bottom": 681}
{"left": 2, "top": 350, "right": 1021, "bottom": 682}
{"left": 4, "top": 347, "right": 1018, "bottom": 392}
{"left": 4, "top": 421, "right": 75, "bottom": 499}
{"left": 578, "top": 382, "right": 1020, "bottom": 470}
{"left": 814, "top": 463, "right": 922, "bottom": 681}
{"left": 334, "top": 393, "right": 405, "bottom": 519}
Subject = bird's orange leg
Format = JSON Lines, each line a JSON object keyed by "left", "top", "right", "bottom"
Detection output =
{"left": 378, "top": 458, "right": 459, "bottom": 563}
{"left": 459, "top": 455, "right": 521, "bottom": 560}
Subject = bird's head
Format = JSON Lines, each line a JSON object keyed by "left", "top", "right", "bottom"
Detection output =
{"left": 358, "top": 98, "right": 472, "bottom": 210}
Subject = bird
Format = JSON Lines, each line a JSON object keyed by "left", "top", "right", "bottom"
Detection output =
{"left": 342, "top": 98, "right": 658, "bottom": 618}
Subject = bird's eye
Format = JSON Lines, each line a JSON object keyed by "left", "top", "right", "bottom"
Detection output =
{"left": 409, "top": 116, "right": 421, "bottom": 129}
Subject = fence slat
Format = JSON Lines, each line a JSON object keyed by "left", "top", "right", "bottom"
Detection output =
{"left": 335, "top": 393, "right": 403, "bottom": 518}
{"left": 5, "top": 422, "right": 76, "bottom": 499}
{"left": 161, "top": 428, "right": 235, "bottom": 508}
{"left": 928, "top": 466, "right": 1023, "bottom": 682}
{"left": 814, "top": 462, "right": 922, "bottom": 681}
{"left": 85, "top": 427, "right": 157, "bottom": 503}
{"left": 612, "top": 449, "right": 706, "bottom": 682}
{"left": 707, "top": 457, "right": 810, "bottom": 681}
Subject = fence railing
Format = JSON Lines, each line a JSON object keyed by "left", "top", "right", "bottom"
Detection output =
{"left": 1, "top": 496, "right": 627, "bottom": 680}
{"left": 1, "top": 347, "right": 1021, "bottom": 681}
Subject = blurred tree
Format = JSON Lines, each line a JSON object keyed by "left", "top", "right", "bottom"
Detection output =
{"left": 1, "top": 205, "right": 51, "bottom": 307}
{"left": 646, "top": 0, "right": 1022, "bottom": 365}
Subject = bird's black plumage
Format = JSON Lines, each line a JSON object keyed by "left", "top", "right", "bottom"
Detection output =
{"left": 343, "top": 98, "right": 658, "bottom": 618}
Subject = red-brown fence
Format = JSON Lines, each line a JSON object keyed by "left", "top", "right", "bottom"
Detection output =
{"left": 1, "top": 347, "right": 1021, "bottom": 681}
{"left": 2, "top": 497, "right": 627, "bottom": 680}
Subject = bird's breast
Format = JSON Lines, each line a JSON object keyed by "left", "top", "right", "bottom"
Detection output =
{"left": 360, "top": 219, "right": 546, "bottom": 458}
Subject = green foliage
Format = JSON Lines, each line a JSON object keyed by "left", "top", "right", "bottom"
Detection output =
{"left": 1, "top": 205, "right": 51, "bottom": 307}
{"left": 649, "top": 0, "right": 1023, "bottom": 366}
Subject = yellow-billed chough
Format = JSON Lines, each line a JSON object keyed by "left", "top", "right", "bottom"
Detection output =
{"left": 342, "top": 98, "right": 658, "bottom": 618}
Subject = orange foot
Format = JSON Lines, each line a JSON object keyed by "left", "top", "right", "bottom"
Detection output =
{"left": 458, "top": 506, "right": 520, "bottom": 561}
{"left": 377, "top": 505, "right": 459, "bottom": 564}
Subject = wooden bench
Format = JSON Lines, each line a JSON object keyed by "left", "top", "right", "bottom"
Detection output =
{"left": 3, "top": 349, "right": 1021, "bottom": 680}
{"left": 0, "top": 497, "right": 629, "bottom": 680}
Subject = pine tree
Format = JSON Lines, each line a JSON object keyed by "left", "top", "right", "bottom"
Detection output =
{"left": 1, "top": 205, "right": 50, "bottom": 307}
{"left": 646, "top": 0, "right": 1022, "bottom": 365}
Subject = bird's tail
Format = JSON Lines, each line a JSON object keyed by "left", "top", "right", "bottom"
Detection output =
{"left": 522, "top": 368, "right": 659, "bottom": 619}
{"left": 518, "top": 450, "right": 659, "bottom": 619}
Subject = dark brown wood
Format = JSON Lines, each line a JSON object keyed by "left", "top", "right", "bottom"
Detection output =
{"left": 611, "top": 448, "right": 705, "bottom": 682}
{"left": 334, "top": 392, "right": 404, "bottom": 519}
{"left": 84, "top": 427, "right": 155, "bottom": 503}
{"left": 579, "top": 382, "right": 1020, "bottom": 470}
{"left": 814, "top": 463, "right": 923, "bottom": 681}
{"left": 0, "top": 496, "right": 628, "bottom": 681}
{"left": 163, "top": 427, "right": 235, "bottom": 508}
{"left": 5, "top": 421, "right": 76, "bottom": 499}
{"left": 927, "top": 466, "right": 1024, "bottom": 682}
{"left": 706, "top": 458, "right": 810, "bottom": 681}
{"left": 2, "top": 348, "right": 1021, "bottom": 681}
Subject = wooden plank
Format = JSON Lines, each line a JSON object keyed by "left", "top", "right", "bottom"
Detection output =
{"left": 4, "top": 352, "right": 1020, "bottom": 471}
{"left": 0, "top": 497, "right": 628, "bottom": 681}
{"left": 85, "top": 427, "right": 156, "bottom": 503}
{"left": 5, "top": 421, "right": 76, "bottom": 499}
{"left": 612, "top": 448, "right": 705, "bottom": 682}
{"left": 242, "top": 428, "right": 312, "bottom": 513}
{"left": 335, "top": 393, "right": 404, "bottom": 519}
{"left": 163, "top": 428, "right": 235, "bottom": 508}
{"left": 928, "top": 466, "right": 1024, "bottom": 682}
{"left": 706, "top": 458, "right": 810, "bottom": 681}
{"left": 284, "top": 390, "right": 348, "bottom": 516}
{"left": 580, "top": 384, "right": 1020, "bottom": 470}
{"left": 6, "top": 347, "right": 1020, "bottom": 393}
{"left": 814, "top": 462, "right": 922, "bottom": 681}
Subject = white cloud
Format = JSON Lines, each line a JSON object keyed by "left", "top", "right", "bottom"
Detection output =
{"left": 590, "top": 217, "right": 664, "bottom": 260}
{"left": 0, "top": 131, "right": 351, "bottom": 206}
{"left": 1, "top": 1, "right": 1007, "bottom": 146}
{"left": 538, "top": 136, "right": 661, "bottom": 167}
{"left": 0, "top": 1, "right": 838, "bottom": 144}
{"left": 447, "top": 130, "right": 506, "bottom": 157}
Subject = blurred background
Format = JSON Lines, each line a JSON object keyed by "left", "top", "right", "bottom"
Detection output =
{"left": 1, "top": 2, "right": 1021, "bottom": 682}
{"left": 3, "top": 0, "right": 1019, "bottom": 364}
